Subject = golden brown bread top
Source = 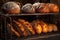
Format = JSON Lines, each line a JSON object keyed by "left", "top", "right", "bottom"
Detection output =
{"left": 13, "top": 20, "right": 28, "bottom": 36}
{"left": 18, "top": 19, "right": 35, "bottom": 35}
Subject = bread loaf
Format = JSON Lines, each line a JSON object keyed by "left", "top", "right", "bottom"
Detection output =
{"left": 31, "top": 20, "right": 42, "bottom": 34}
{"left": 33, "top": 3, "right": 50, "bottom": 13}
{"left": 48, "top": 3, "right": 59, "bottom": 13}
{"left": 2, "top": 2, "right": 21, "bottom": 14}
{"left": 7, "top": 23, "right": 20, "bottom": 37}
{"left": 13, "top": 20, "right": 28, "bottom": 36}
{"left": 18, "top": 19, "right": 35, "bottom": 35}
{"left": 22, "top": 3, "right": 35, "bottom": 13}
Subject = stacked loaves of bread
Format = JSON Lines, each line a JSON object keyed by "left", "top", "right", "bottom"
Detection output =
{"left": 7, "top": 19, "right": 58, "bottom": 37}
{"left": 2, "top": 2, "right": 59, "bottom": 14}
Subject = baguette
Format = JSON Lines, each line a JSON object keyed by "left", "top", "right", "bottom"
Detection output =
{"left": 18, "top": 19, "right": 35, "bottom": 35}
{"left": 13, "top": 20, "right": 28, "bottom": 36}
{"left": 7, "top": 23, "right": 20, "bottom": 37}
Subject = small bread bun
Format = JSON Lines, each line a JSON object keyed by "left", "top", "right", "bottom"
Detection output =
{"left": 48, "top": 3, "right": 59, "bottom": 13}
{"left": 2, "top": 2, "right": 21, "bottom": 14}
{"left": 22, "top": 3, "right": 35, "bottom": 13}
{"left": 52, "top": 24, "right": 58, "bottom": 32}
{"left": 48, "top": 24, "right": 58, "bottom": 32}
{"left": 48, "top": 24, "right": 53, "bottom": 32}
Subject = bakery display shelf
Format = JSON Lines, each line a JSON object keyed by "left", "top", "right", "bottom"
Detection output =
{"left": 20, "top": 33, "right": 60, "bottom": 40}
{"left": 0, "top": 13, "right": 59, "bottom": 17}
{"left": 5, "top": 33, "right": 60, "bottom": 40}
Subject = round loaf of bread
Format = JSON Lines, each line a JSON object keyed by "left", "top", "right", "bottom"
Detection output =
{"left": 33, "top": 3, "right": 50, "bottom": 13}
{"left": 22, "top": 3, "right": 35, "bottom": 13}
{"left": 2, "top": 2, "right": 21, "bottom": 14}
{"left": 48, "top": 3, "right": 59, "bottom": 13}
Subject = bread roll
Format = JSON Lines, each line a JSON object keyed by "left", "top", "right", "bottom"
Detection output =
{"left": 42, "top": 24, "right": 49, "bottom": 33}
{"left": 48, "top": 24, "right": 58, "bottom": 32}
{"left": 31, "top": 19, "right": 42, "bottom": 34}
{"left": 38, "top": 3, "right": 50, "bottom": 13}
{"left": 52, "top": 24, "right": 58, "bottom": 32}
{"left": 48, "top": 3, "right": 59, "bottom": 13}
{"left": 3, "top": 2, "right": 21, "bottom": 14}
{"left": 48, "top": 24, "right": 53, "bottom": 32}
{"left": 40, "top": 21, "right": 49, "bottom": 33}
{"left": 32, "top": 22, "right": 42, "bottom": 34}
{"left": 33, "top": 3, "right": 50, "bottom": 13}
{"left": 22, "top": 3, "right": 35, "bottom": 13}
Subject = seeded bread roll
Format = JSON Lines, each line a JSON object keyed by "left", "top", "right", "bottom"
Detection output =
{"left": 22, "top": 3, "right": 35, "bottom": 13}
{"left": 2, "top": 2, "right": 21, "bottom": 14}
{"left": 48, "top": 3, "right": 59, "bottom": 13}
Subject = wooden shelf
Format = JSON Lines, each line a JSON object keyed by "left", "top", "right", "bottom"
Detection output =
{"left": 0, "top": 13, "right": 59, "bottom": 17}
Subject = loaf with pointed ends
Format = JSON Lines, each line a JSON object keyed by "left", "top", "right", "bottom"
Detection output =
{"left": 2, "top": 2, "right": 21, "bottom": 14}
{"left": 18, "top": 19, "right": 35, "bottom": 35}
{"left": 7, "top": 23, "right": 20, "bottom": 37}
{"left": 13, "top": 20, "right": 28, "bottom": 36}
